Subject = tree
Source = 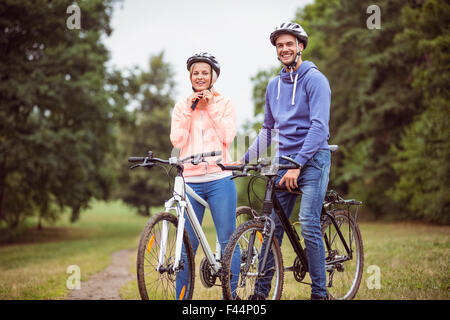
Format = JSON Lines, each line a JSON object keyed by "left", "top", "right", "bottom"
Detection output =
{"left": 0, "top": 0, "right": 127, "bottom": 228}
{"left": 390, "top": 0, "right": 450, "bottom": 223}
{"left": 117, "top": 52, "right": 176, "bottom": 216}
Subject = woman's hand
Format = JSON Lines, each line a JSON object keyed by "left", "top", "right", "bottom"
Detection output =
{"left": 201, "top": 90, "right": 213, "bottom": 104}
{"left": 189, "top": 92, "right": 203, "bottom": 102}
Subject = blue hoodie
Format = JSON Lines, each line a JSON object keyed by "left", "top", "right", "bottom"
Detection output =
{"left": 244, "top": 60, "right": 331, "bottom": 167}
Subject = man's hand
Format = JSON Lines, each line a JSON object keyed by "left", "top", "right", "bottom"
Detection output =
{"left": 279, "top": 168, "right": 301, "bottom": 192}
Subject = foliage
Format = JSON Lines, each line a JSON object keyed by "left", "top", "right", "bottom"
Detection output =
{"left": 0, "top": 0, "right": 128, "bottom": 228}
{"left": 390, "top": 0, "right": 450, "bottom": 223}
{"left": 116, "top": 52, "right": 175, "bottom": 216}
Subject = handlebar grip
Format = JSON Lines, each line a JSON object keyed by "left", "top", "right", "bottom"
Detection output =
{"left": 218, "top": 164, "right": 245, "bottom": 171}
{"left": 128, "top": 157, "right": 146, "bottom": 163}
{"left": 278, "top": 164, "right": 300, "bottom": 170}
{"left": 223, "top": 166, "right": 243, "bottom": 170}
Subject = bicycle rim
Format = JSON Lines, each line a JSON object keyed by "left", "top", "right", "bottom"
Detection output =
{"left": 322, "top": 210, "right": 363, "bottom": 300}
{"left": 137, "top": 212, "right": 195, "bottom": 300}
{"left": 222, "top": 220, "right": 284, "bottom": 300}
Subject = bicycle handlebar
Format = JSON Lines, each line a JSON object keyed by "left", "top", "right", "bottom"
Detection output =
{"left": 128, "top": 150, "right": 222, "bottom": 168}
{"left": 216, "top": 155, "right": 301, "bottom": 177}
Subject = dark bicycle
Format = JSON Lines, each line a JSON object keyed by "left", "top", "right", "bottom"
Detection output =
{"left": 218, "top": 146, "right": 364, "bottom": 300}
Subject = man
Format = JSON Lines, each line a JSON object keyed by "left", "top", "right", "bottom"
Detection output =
{"left": 243, "top": 22, "right": 331, "bottom": 300}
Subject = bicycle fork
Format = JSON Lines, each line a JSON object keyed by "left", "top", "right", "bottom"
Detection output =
{"left": 256, "top": 217, "right": 276, "bottom": 277}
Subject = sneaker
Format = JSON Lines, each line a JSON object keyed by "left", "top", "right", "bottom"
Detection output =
{"left": 310, "top": 292, "right": 329, "bottom": 300}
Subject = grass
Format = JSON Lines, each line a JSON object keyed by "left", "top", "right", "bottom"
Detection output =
{"left": 1, "top": 201, "right": 449, "bottom": 300}
{"left": 0, "top": 200, "right": 148, "bottom": 299}
{"left": 121, "top": 209, "right": 450, "bottom": 300}
{"left": 281, "top": 221, "right": 450, "bottom": 300}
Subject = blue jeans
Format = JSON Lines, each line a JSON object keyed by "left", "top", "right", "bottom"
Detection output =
{"left": 175, "top": 176, "right": 240, "bottom": 299}
{"left": 254, "top": 149, "right": 331, "bottom": 298}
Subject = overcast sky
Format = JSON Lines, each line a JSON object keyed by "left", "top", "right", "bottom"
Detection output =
{"left": 103, "top": 0, "right": 314, "bottom": 129}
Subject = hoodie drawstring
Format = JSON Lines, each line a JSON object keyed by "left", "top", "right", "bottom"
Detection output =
{"left": 276, "top": 76, "right": 281, "bottom": 100}
{"left": 292, "top": 73, "right": 298, "bottom": 105}
{"left": 277, "top": 69, "right": 300, "bottom": 105}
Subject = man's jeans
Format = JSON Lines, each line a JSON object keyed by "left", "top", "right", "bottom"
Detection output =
{"left": 254, "top": 149, "right": 331, "bottom": 298}
{"left": 175, "top": 176, "right": 240, "bottom": 299}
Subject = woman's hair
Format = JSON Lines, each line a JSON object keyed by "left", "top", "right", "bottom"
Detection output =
{"left": 189, "top": 62, "right": 219, "bottom": 84}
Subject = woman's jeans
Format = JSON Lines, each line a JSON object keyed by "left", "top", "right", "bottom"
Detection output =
{"left": 254, "top": 149, "right": 331, "bottom": 299}
{"left": 175, "top": 175, "right": 240, "bottom": 299}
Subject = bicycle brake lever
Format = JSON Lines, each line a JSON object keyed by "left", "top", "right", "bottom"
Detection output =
{"left": 142, "top": 163, "right": 155, "bottom": 169}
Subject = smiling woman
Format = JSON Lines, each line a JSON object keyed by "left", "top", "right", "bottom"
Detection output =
{"left": 168, "top": 52, "right": 240, "bottom": 299}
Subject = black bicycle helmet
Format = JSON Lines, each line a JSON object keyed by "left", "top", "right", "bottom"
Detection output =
{"left": 270, "top": 22, "right": 308, "bottom": 49}
{"left": 186, "top": 52, "right": 221, "bottom": 77}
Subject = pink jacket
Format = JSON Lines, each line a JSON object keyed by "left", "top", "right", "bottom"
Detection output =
{"left": 170, "top": 91, "right": 236, "bottom": 177}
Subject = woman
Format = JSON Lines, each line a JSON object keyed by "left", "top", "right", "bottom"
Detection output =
{"left": 170, "top": 52, "right": 239, "bottom": 299}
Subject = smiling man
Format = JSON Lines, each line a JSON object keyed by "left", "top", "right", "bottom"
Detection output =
{"left": 243, "top": 22, "right": 332, "bottom": 300}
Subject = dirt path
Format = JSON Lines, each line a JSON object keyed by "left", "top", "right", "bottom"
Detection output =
{"left": 67, "top": 248, "right": 135, "bottom": 300}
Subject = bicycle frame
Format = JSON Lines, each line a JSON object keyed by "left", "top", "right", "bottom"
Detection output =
{"left": 162, "top": 174, "right": 221, "bottom": 274}
{"left": 257, "top": 175, "right": 354, "bottom": 276}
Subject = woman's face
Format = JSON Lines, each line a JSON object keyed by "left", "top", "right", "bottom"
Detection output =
{"left": 190, "top": 62, "right": 212, "bottom": 91}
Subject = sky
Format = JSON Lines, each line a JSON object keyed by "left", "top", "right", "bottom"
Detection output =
{"left": 103, "top": 0, "right": 314, "bottom": 129}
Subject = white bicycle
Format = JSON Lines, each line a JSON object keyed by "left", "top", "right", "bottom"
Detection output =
{"left": 129, "top": 150, "right": 255, "bottom": 300}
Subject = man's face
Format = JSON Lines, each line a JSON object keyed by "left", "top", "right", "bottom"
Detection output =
{"left": 275, "top": 33, "right": 302, "bottom": 66}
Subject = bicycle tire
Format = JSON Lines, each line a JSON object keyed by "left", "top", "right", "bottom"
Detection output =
{"left": 236, "top": 206, "right": 258, "bottom": 226}
{"left": 137, "top": 211, "right": 195, "bottom": 300}
{"left": 221, "top": 219, "right": 284, "bottom": 300}
{"left": 322, "top": 209, "right": 364, "bottom": 300}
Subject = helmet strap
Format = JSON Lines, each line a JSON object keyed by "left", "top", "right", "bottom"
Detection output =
{"left": 280, "top": 38, "right": 301, "bottom": 74}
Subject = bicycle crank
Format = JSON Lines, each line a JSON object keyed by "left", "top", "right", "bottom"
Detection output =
{"left": 199, "top": 257, "right": 218, "bottom": 288}
{"left": 293, "top": 256, "right": 307, "bottom": 282}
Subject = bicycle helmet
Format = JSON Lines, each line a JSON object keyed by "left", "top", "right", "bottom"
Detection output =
{"left": 186, "top": 52, "right": 221, "bottom": 77}
{"left": 270, "top": 22, "right": 308, "bottom": 49}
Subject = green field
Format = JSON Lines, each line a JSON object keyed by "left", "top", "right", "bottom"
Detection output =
{"left": 0, "top": 201, "right": 448, "bottom": 300}
{"left": 0, "top": 200, "right": 148, "bottom": 299}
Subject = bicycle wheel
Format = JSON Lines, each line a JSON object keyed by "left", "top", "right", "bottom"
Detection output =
{"left": 322, "top": 209, "right": 364, "bottom": 300}
{"left": 222, "top": 220, "right": 284, "bottom": 300}
{"left": 137, "top": 211, "right": 195, "bottom": 300}
{"left": 236, "top": 206, "right": 258, "bottom": 227}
